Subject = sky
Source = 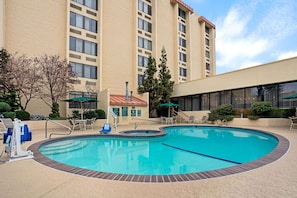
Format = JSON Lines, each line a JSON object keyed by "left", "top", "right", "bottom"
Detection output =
{"left": 182, "top": 0, "right": 297, "bottom": 74}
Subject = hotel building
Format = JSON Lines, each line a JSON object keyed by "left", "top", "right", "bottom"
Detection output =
{"left": 0, "top": 0, "right": 216, "bottom": 123}
{"left": 1, "top": 0, "right": 296, "bottom": 123}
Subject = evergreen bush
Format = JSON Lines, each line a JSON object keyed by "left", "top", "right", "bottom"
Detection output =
{"left": 3, "top": 112, "right": 16, "bottom": 119}
{"left": 0, "top": 102, "right": 11, "bottom": 113}
{"left": 15, "top": 110, "right": 30, "bottom": 120}
{"left": 251, "top": 102, "right": 272, "bottom": 116}
{"left": 95, "top": 109, "right": 106, "bottom": 119}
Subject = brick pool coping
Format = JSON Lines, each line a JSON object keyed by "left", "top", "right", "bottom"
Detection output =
{"left": 28, "top": 127, "right": 290, "bottom": 183}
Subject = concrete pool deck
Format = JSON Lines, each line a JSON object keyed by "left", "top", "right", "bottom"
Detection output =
{"left": 0, "top": 123, "right": 297, "bottom": 198}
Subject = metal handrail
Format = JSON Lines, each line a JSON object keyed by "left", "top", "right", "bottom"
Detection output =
{"left": 45, "top": 119, "right": 72, "bottom": 138}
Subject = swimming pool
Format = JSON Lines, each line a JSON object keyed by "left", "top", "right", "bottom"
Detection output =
{"left": 30, "top": 126, "right": 289, "bottom": 182}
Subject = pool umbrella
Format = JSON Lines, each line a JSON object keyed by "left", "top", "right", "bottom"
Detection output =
{"left": 63, "top": 96, "right": 98, "bottom": 119}
{"left": 159, "top": 102, "right": 180, "bottom": 117}
{"left": 283, "top": 93, "right": 297, "bottom": 99}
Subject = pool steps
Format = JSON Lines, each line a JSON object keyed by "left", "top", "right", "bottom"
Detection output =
{"left": 40, "top": 140, "right": 87, "bottom": 155}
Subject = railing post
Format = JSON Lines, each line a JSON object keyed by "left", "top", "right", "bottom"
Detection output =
{"left": 45, "top": 119, "right": 48, "bottom": 138}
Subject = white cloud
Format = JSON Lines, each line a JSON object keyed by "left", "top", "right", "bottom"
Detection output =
{"left": 277, "top": 51, "right": 297, "bottom": 60}
{"left": 215, "top": 0, "right": 297, "bottom": 73}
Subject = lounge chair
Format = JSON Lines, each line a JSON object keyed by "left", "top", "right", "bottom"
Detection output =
{"left": 0, "top": 118, "right": 14, "bottom": 138}
{"left": 100, "top": 123, "right": 111, "bottom": 134}
{"left": 289, "top": 117, "right": 297, "bottom": 130}
{"left": 69, "top": 119, "right": 80, "bottom": 131}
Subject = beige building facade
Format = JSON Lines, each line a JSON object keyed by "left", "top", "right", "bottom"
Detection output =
{"left": 0, "top": 0, "right": 216, "bottom": 123}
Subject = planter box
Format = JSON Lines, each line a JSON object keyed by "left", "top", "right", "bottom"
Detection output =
{"left": 227, "top": 118, "right": 291, "bottom": 127}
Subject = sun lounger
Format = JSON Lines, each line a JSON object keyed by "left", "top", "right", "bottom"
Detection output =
{"left": 69, "top": 119, "right": 80, "bottom": 131}
{"left": 0, "top": 118, "right": 14, "bottom": 138}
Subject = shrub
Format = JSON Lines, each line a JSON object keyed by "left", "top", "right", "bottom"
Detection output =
{"left": 251, "top": 102, "right": 272, "bottom": 116}
{"left": 268, "top": 108, "right": 286, "bottom": 118}
{"left": 15, "top": 110, "right": 30, "bottom": 120}
{"left": 216, "top": 104, "right": 233, "bottom": 115}
{"left": 3, "top": 112, "right": 16, "bottom": 119}
{"left": 95, "top": 109, "right": 106, "bottom": 119}
{"left": 72, "top": 110, "right": 80, "bottom": 119}
{"left": 49, "top": 102, "right": 60, "bottom": 119}
{"left": 0, "top": 102, "right": 11, "bottom": 113}
{"left": 248, "top": 115, "right": 260, "bottom": 120}
{"left": 283, "top": 107, "right": 296, "bottom": 118}
{"left": 83, "top": 110, "right": 98, "bottom": 119}
{"left": 221, "top": 115, "right": 234, "bottom": 121}
{"left": 208, "top": 104, "right": 234, "bottom": 122}
{"left": 208, "top": 110, "right": 219, "bottom": 122}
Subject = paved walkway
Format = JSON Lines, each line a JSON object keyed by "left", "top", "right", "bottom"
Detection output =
{"left": 0, "top": 123, "right": 297, "bottom": 198}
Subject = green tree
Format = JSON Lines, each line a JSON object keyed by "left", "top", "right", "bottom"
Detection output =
{"left": 0, "top": 48, "right": 13, "bottom": 92}
{"left": 158, "top": 47, "right": 174, "bottom": 104}
{"left": 138, "top": 56, "right": 159, "bottom": 117}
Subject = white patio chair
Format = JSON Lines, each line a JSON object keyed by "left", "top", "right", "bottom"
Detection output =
{"left": 289, "top": 117, "right": 297, "bottom": 130}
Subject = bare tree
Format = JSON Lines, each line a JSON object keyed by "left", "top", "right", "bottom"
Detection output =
{"left": 36, "top": 55, "right": 76, "bottom": 114}
{"left": 6, "top": 54, "right": 42, "bottom": 110}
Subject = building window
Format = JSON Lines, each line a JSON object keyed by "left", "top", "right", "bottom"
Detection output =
{"left": 178, "top": 8, "right": 186, "bottom": 20}
{"left": 131, "top": 107, "right": 136, "bottom": 117}
{"left": 138, "top": 0, "right": 152, "bottom": 15}
{"left": 179, "top": 22, "right": 186, "bottom": 33}
{"left": 138, "top": 55, "right": 149, "bottom": 67}
{"left": 70, "top": 36, "right": 97, "bottom": 55}
{"left": 179, "top": 67, "right": 187, "bottom": 77}
{"left": 138, "top": 18, "right": 152, "bottom": 33}
{"left": 205, "top": 26, "right": 210, "bottom": 34}
{"left": 138, "top": 36, "right": 152, "bottom": 50}
{"left": 112, "top": 108, "right": 120, "bottom": 116}
{"left": 137, "top": 109, "right": 142, "bottom": 117}
{"left": 205, "top": 50, "right": 210, "bottom": 58}
{"left": 122, "top": 107, "right": 128, "bottom": 117}
{"left": 206, "top": 63, "right": 210, "bottom": 70}
{"left": 179, "top": 37, "right": 186, "bottom": 48}
{"left": 138, "top": 74, "right": 144, "bottom": 85}
{"left": 70, "top": 36, "right": 83, "bottom": 53}
{"left": 70, "top": 12, "right": 97, "bottom": 33}
{"left": 70, "top": 62, "right": 97, "bottom": 79}
{"left": 205, "top": 38, "right": 209, "bottom": 46}
{"left": 72, "top": 0, "right": 97, "bottom": 10}
{"left": 179, "top": 52, "right": 187, "bottom": 62}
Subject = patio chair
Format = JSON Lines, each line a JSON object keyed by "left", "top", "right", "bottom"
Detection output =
{"left": 289, "top": 117, "right": 297, "bottom": 130}
{"left": 86, "top": 118, "right": 96, "bottom": 130}
{"left": 69, "top": 119, "right": 80, "bottom": 131}
{"left": 160, "top": 116, "right": 167, "bottom": 124}
{"left": 199, "top": 116, "right": 207, "bottom": 124}
{"left": 172, "top": 116, "right": 177, "bottom": 124}
{"left": 187, "top": 116, "right": 196, "bottom": 123}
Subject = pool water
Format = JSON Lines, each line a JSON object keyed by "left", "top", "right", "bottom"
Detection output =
{"left": 39, "top": 126, "right": 278, "bottom": 175}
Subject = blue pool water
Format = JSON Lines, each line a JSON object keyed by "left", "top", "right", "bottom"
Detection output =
{"left": 39, "top": 126, "right": 278, "bottom": 175}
